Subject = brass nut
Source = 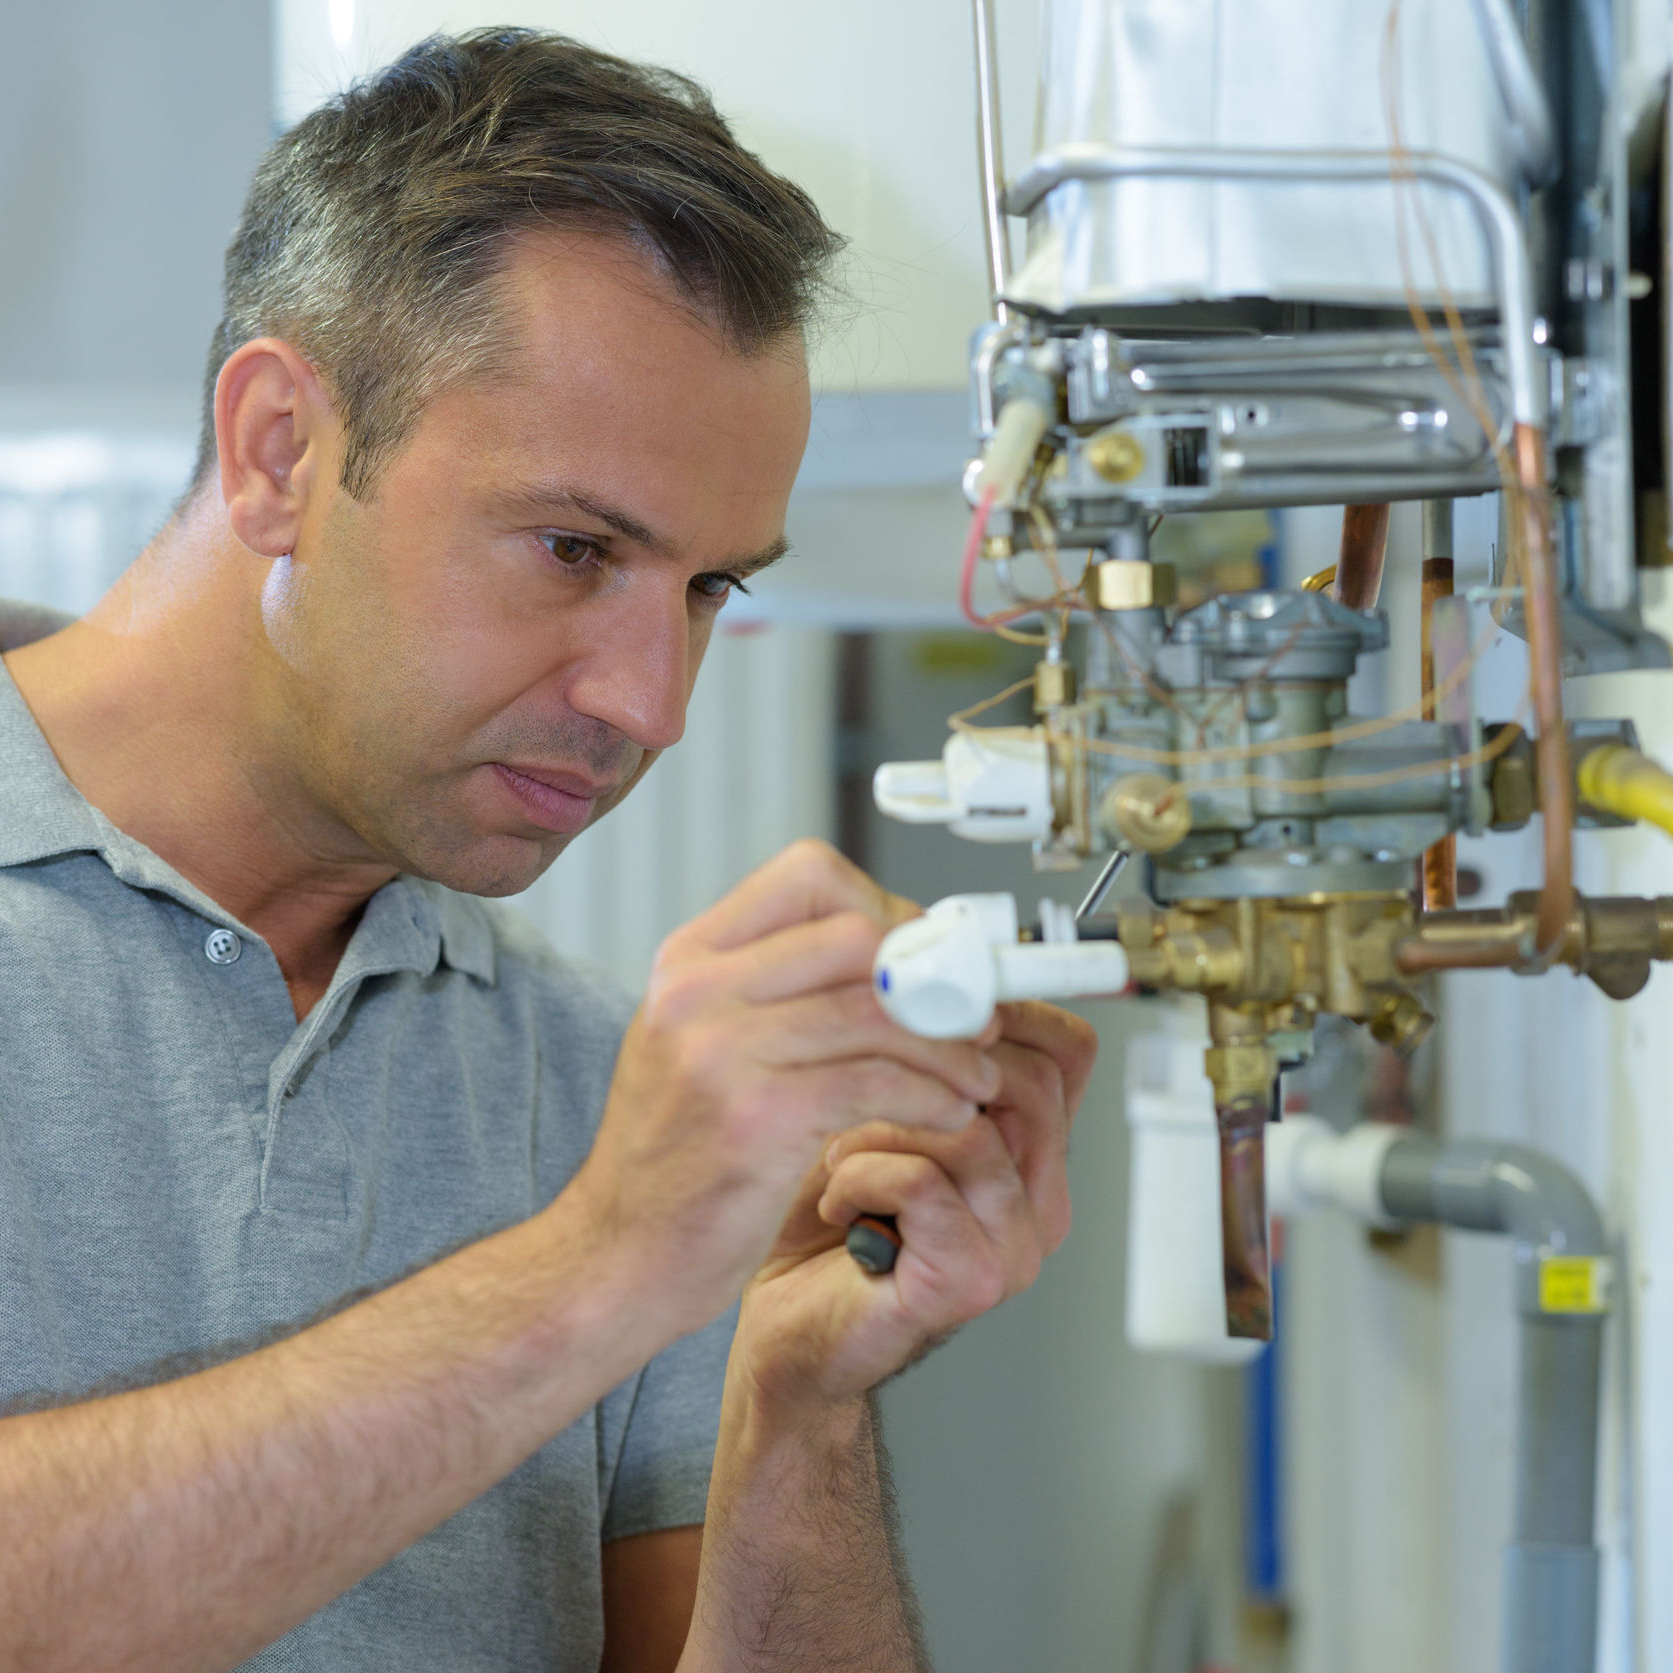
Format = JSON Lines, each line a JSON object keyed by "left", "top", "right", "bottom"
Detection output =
{"left": 1488, "top": 726, "right": 1535, "bottom": 830}
{"left": 1085, "top": 428, "right": 1147, "bottom": 483}
{"left": 1085, "top": 559, "right": 1178, "bottom": 612}
{"left": 1369, "top": 992, "right": 1435, "bottom": 1055}
{"left": 1103, "top": 773, "right": 1192, "bottom": 853}
{"left": 1204, "top": 1041, "right": 1278, "bottom": 1105}
{"left": 1033, "top": 659, "right": 1077, "bottom": 712}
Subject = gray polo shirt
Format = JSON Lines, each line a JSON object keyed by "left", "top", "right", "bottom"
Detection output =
{"left": 0, "top": 604, "right": 734, "bottom": 1671}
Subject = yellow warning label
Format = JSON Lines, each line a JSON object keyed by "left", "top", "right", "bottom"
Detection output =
{"left": 1539, "top": 1256, "right": 1611, "bottom": 1315}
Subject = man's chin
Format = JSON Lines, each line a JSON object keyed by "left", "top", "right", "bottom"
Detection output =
{"left": 401, "top": 826, "right": 572, "bottom": 899}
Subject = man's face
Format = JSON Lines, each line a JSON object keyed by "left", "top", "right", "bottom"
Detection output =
{"left": 257, "top": 228, "right": 811, "bottom": 895}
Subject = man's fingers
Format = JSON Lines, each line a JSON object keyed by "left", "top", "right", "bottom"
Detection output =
{"left": 666, "top": 840, "right": 919, "bottom": 955}
{"left": 827, "top": 1029, "right": 1074, "bottom": 1257}
{"left": 818, "top": 1149, "right": 1024, "bottom": 1317}
{"left": 745, "top": 984, "right": 1001, "bottom": 1104}
{"left": 784, "top": 1058, "right": 982, "bottom": 1140}
{"left": 720, "top": 911, "right": 893, "bottom": 1007}
{"left": 822, "top": 1117, "right": 1041, "bottom": 1287}
{"left": 993, "top": 1001, "right": 1099, "bottom": 1118}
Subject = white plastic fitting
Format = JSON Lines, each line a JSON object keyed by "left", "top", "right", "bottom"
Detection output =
{"left": 1124, "top": 1013, "right": 1265, "bottom": 1365}
{"left": 1265, "top": 1116, "right": 1408, "bottom": 1231}
{"left": 972, "top": 394, "right": 1053, "bottom": 505}
{"left": 873, "top": 893, "right": 1130, "bottom": 1039}
{"left": 872, "top": 730, "right": 1053, "bottom": 844}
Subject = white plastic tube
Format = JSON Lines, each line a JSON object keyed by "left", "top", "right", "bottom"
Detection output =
{"left": 1123, "top": 1009, "right": 1264, "bottom": 1365}
{"left": 973, "top": 394, "right": 1053, "bottom": 505}
{"left": 873, "top": 893, "right": 1129, "bottom": 1039}
{"left": 1265, "top": 1115, "right": 1407, "bottom": 1230}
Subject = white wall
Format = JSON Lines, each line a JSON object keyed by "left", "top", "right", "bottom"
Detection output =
{"left": 514, "top": 624, "right": 836, "bottom": 991}
{"left": 274, "top": 0, "right": 1039, "bottom": 391}
{"left": 0, "top": 0, "right": 272, "bottom": 422}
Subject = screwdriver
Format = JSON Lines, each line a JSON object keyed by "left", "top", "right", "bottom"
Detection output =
{"left": 846, "top": 1214, "right": 902, "bottom": 1274}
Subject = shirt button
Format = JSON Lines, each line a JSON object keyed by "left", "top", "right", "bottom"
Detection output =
{"left": 204, "top": 928, "right": 242, "bottom": 966}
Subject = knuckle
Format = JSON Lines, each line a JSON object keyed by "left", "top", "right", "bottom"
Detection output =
{"left": 969, "top": 1259, "right": 1009, "bottom": 1315}
{"left": 725, "top": 1077, "right": 783, "bottom": 1147}
{"left": 894, "top": 1153, "right": 945, "bottom": 1204}
{"left": 785, "top": 836, "right": 846, "bottom": 878}
{"left": 832, "top": 910, "right": 886, "bottom": 966}
{"left": 1067, "top": 1012, "right": 1099, "bottom": 1054}
{"left": 644, "top": 959, "right": 712, "bottom": 1024}
{"left": 1005, "top": 1047, "right": 1061, "bottom": 1111}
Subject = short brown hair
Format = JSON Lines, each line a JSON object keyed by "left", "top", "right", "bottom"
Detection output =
{"left": 193, "top": 28, "right": 843, "bottom": 497}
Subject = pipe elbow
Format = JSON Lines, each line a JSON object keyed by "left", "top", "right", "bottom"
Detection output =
{"left": 1380, "top": 1136, "right": 1606, "bottom": 1258}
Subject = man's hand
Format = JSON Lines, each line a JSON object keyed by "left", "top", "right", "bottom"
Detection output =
{"left": 727, "top": 999, "right": 1098, "bottom": 1417}
{"left": 566, "top": 840, "right": 1004, "bottom": 1337}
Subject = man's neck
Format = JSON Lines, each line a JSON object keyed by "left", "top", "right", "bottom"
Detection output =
{"left": 5, "top": 512, "right": 396, "bottom": 1020}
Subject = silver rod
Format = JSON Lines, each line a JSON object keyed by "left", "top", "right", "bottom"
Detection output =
{"left": 1466, "top": 0, "right": 1559, "bottom": 187}
{"left": 1004, "top": 143, "right": 1542, "bottom": 427}
{"left": 1422, "top": 497, "right": 1455, "bottom": 562}
{"left": 1075, "top": 851, "right": 1128, "bottom": 921}
{"left": 971, "top": 0, "right": 1012, "bottom": 322}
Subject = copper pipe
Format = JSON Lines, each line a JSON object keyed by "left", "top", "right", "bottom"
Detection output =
{"left": 1217, "top": 1091, "right": 1273, "bottom": 1341}
{"left": 1397, "top": 922, "right": 1530, "bottom": 973}
{"left": 1400, "top": 429, "right": 1572, "bottom": 970}
{"left": 1333, "top": 503, "right": 1392, "bottom": 610}
{"left": 1419, "top": 509, "right": 1457, "bottom": 911}
{"left": 1515, "top": 424, "right": 1575, "bottom": 958}
{"left": 1395, "top": 894, "right": 1673, "bottom": 992}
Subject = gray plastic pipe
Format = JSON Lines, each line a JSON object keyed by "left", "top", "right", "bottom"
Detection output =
{"left": 1380, "top": 1136, "right": 1605, "bottom": 1673}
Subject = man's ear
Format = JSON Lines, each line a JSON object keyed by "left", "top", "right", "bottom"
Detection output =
{"left": 215, "top": 338, "right": 335, "bottom": 558}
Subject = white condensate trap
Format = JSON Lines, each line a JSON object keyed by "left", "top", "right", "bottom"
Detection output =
{"left": 1123, "top": 1003, "right": 1263, "bottom": 1366}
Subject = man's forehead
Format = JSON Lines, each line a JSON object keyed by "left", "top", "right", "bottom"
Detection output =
{"left": 497, "top": 225, "right": 744, "bottom": 369}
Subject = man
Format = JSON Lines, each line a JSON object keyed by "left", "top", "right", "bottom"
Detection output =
{"left": 0, "top": 29, "right": 1093, "bottom": 1671}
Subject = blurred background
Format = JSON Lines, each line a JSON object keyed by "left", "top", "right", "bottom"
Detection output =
{"left": 3, "top": 4, "right": 1670, "bottom": 1670}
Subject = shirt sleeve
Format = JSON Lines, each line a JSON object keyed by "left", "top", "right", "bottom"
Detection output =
{"left": 601, "top": 1299, "right": 738, "bottom": 1542}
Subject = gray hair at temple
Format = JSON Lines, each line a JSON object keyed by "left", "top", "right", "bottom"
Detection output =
{"left": 191, "top": 27, "right": 845, "bottom": 499}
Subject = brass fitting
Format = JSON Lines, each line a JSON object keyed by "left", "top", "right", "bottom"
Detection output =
{"left": 1104, "top": 773, "right": 1192, "bottom": 853}
{"left": 1204, "top": 1038, "right": 1279, "bottom": 1107}
{"left": 1487, "top": 724, "right": 1536, "bottom": 830}
{"left": 1085, "top": 427, "right": 1147, "bottom": 484}
{"left": 1085, "top": 559, "right": 1178, "bottom": 611}
{"left": 1033, "top": 659, "right": 1077, "bottom": 713}
{"left": 1396, "top": 891, "right": 1673, "bottom": 998}
{"left": 1369, "top": 991, "right": 1435, "bottom": 1054}
{"left": 1118, "top": 890, "right": 1432, "bottom": 1042}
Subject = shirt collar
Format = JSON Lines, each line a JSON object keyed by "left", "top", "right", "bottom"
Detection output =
{"left": 0, "top": 610, "right": 108, "bottom": 869}
{"left": 0, "top": 605, "right": 497, "bottom": 986}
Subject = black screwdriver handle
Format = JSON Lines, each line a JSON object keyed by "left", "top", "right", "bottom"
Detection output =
{"left": 846, "top": 1214, "right": 902, "bottom": 1275}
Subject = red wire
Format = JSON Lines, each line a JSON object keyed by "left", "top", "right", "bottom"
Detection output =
{"left": 959, "top": 486, "right": 999, "bottom": 630}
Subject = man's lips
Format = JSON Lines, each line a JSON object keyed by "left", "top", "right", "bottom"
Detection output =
{"left": 491, "top": 762, "right": 618, "bottom": 835}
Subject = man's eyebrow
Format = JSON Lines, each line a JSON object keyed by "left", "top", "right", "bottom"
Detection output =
{"left": 730, "top": 535, "right": 792, "bottom": 577}
{"left": 498, "top": 481, "right": 790, "bottom": 574}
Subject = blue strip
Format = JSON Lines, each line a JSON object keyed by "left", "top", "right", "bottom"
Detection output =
{"left": 1244, "top": 1259, "right": 1284, "bottom": 1600}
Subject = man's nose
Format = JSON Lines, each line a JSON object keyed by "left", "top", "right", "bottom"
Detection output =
{"left": 566, "top": 584, "right": 693, "bottom": 752}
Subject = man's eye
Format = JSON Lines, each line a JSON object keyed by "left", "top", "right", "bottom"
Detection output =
{"left": 541, "top": 532, "right": 602, "bottom": 567}
{"left": 693, "top": 572, "right": 751, "bottom": 602}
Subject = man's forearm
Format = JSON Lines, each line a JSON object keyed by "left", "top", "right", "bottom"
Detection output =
{"left": 685, "top": 1385, "right": 930, "bottom": 1673}
{"left": 0, "top": 1191, "right": 673, "bottom": 1673}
